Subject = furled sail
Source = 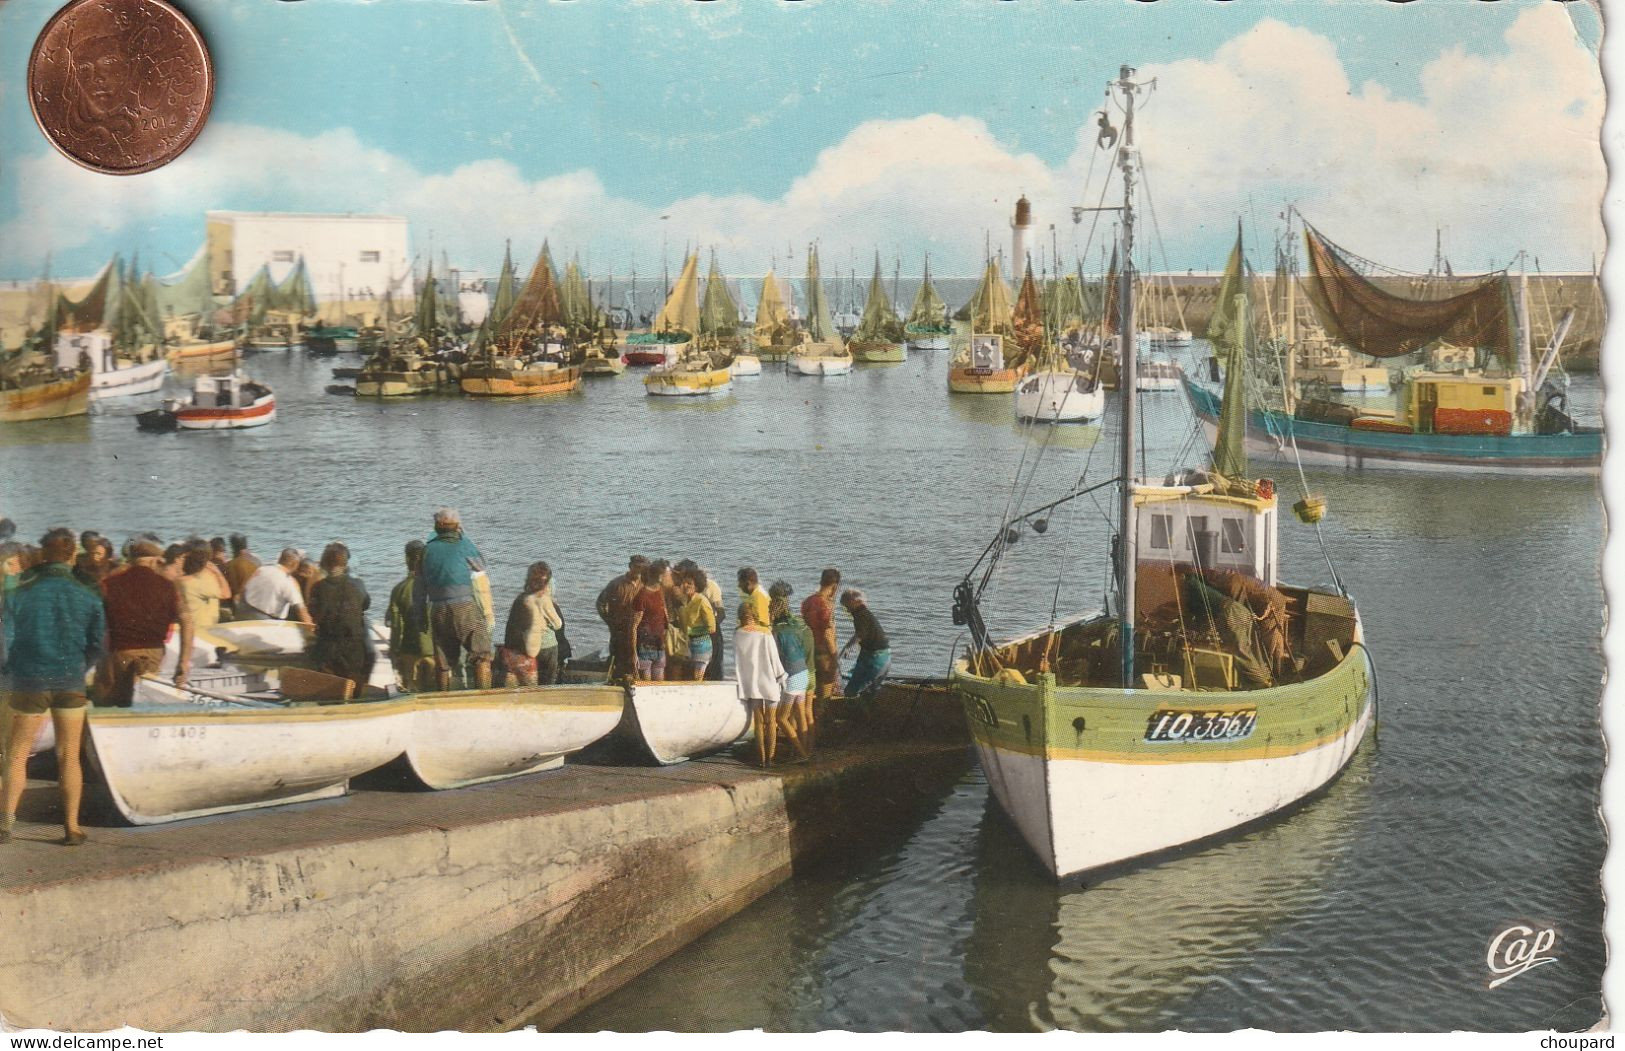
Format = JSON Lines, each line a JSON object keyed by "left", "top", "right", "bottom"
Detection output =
{"left": 491, "top": 242, "right": 518, "bottom": 329}
{"left": 53, "top": 255, "right": 120, "bottom": 333}
{"left": 561, "top": 257, "right": 595, "bottom": 331}
{"left": 415, "top": 259, "right": 442, "bottom": 341}
{"left": 852, "top": 254, "right": 903, "bottom": 343}
{"left": 1100, "top": 246, "right": 1120, "bottom": 336}
{"left": 906, "top": 257, "right": 949, "bottom": 331}
{"left": 1210, "top": 229, "right": 1249, "bottom": 480}
{"left": 1046, "top": 273, "right": 1086, "bottom": 334}
{"left": 1011, "top": 261, "right": 1044, "bottom": 350}
{"left": 501, "top": 241, "right": 565, "bottom": 340}
{"left": 804, "top": 247, "right": 840, "bottom": 344}
{"left": 1301, "top": 223, "right": 1514, "bottom": 360}
{"left": 274, "top": 258, "right": 316, "bottom": 316}
{"left": 699, "top": 254, "right": 740, "bottom": 337}
{"left": 960, "top": 259, "right": 1013, "bottom": 334}
{"left": 153, "top": 247, "right": 217, "bottom": 322}
{"left": 753, "top": 269, "right": 788, "bottom": 337}
{"left": 654, "top": 252, "right": 700, "bottom": 335}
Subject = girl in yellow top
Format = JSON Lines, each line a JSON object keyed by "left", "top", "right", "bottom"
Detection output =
{"left": 677, "top": 570, "right": 717, "bottom": 680}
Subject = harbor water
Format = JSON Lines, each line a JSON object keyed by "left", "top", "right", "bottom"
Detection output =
{"left": 0, "top": 345, "right": 1603, "bottom": 1032}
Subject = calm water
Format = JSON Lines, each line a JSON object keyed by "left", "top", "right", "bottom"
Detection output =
{"left": 0, "top": 345, "right": 1604, "bottom": 1032}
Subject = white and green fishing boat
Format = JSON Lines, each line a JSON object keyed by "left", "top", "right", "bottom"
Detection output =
{"left": 950, "top": 67, "right": 1374, "bottom": 882}
{"left": 904, "top": 254, "right": 951, "bottom": 351}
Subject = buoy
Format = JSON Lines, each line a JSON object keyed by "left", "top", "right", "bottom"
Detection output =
{"left": 1033, "top": 518, "right": 1049, "bottom": 534}
{"left": 1293, "top": 495, "right": 1328, "bottom": 524}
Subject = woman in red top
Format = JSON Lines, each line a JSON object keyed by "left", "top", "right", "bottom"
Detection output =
{"left": 628, "top": 562, "right": 670, "bottom": 681}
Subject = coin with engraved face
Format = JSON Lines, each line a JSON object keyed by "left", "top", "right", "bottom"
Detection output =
{"left": 28, "top": 0, "right": 213, "bottom": 175}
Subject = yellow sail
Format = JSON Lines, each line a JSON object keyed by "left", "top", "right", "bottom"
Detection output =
{"left": 753, "top": 269, "right": 787, "bottom": 338}
{"left": 976, "top": 259, "right": 1014, "bottom": 334}
{"left": 654, "top": 253, "right": 700, "bottom": 336}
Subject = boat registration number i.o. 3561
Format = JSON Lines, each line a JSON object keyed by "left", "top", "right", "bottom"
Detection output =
{"left": 1144, "top": 708, "right": 1258, "bottom": 743}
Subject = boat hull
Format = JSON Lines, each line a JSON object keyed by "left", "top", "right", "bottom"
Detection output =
{"left": 167, "top": 338, "right": 239, "bottom": 364}
{"left": 617, "top": 681, "right": 750, "bottom": 764}
{"left": 402, "top": 685, "right": 625, "bottom": 789}
{"left": 0, "top": 372, "right": 90, "bottom": 422}
{"left": 461, "top": 365, "right": 583, "bottom": 397}
{"left": 1185, "top": 375, "right": 1603, "bottom": 475}
{"left": 905, "top": 332, "right": 951, "bottom": 352}
{"left": 791, "top": 355, "right": 854, "bottom": 376}
{"left": 355, "top": 370, "right": 442, "bottom": 397}
{"left": 850, "top": 341, "right": 906, "bottom": 363}
{"left": 581, "top": 355, "right": 627, "bottom": 376}
{"left": 730, "top": 355, "right": 763, "bottom": 377}
{"left": 645, "top": 366, "right": 732, "bottom": 395}
{"left": 952, "top": 618, "right": 1373, "bottom": 880}
{"left": 175, "top": 394, "right": 275, "bottom": 430}
{"left": 949, "top": 366, "right": 1023, "bottom": 393}
{"left": 86, "top": 702, "right": 413, "bottom": 825}
{"left": 1015, "top": 371, "right": 1105, "bottom": 422}
{"left": 91, "top": 358, "right": 168, "bottom": 400}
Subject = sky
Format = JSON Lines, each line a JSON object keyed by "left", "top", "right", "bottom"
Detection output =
{"left": 0, "top": 0, "right": 1606, "bottom": 280}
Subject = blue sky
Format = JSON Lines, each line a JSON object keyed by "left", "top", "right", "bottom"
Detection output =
{"left": 0, "top": 0, "right": 1605, "bottom": 279}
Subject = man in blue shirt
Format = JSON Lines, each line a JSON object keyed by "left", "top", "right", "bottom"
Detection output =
{"left": 420, "top": 507, "right": 492, "bottom": 690}
{"left": 2, "top": 527, "right": 106, "bottom": 846}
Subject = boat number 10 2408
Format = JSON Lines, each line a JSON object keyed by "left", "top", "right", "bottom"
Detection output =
{"left": 1144, "top": 709, "right": 1257, "bottom": 743}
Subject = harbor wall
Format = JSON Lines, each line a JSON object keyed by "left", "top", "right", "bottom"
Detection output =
{"left": 0, "top": 685, "right": 969, "bottom": 1033}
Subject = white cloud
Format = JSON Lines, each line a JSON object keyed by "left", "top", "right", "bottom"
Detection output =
{"left": 1118, "top": 7, "right": 1604, "bottom": 272}
{"left": 1, "top": 5, "right": 1603, "bottom": 280}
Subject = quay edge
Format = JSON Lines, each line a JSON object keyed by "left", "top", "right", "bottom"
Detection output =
{"left": 0, "top": 682, "right": 968, "bottom": 1033}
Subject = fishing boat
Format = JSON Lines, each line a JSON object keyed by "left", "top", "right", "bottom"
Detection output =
{"left": 303, "top": 325, "right": 359, "bottom": 356}
{"left": 646, "top": 253, "right": 734, "bottom": 396}
{"left": 464, "top": 242, "right": 586, "bottom": 397}
{"left": 166, "top": 336, "right": 239, "bottom": 366}
{"left": 616, "top": 681, "right": 751, "bottom": 765}
{"left": 1185, "top": 220, "right": 1601, "bottom": 475}
{"left": 730, "top": 353, "right": 762, "bottom": 378}
{"left": 54, "top": 330, "right": 167, "bottom": 401}
{"left": 751, "top": 269, "right": 798, "bottom": 362}
{"left": 581, "top": 347, "right": 627, "bottom": 376}
{"left": 137, "top": 371, "right": 274, "bottom": 431}
{"left": 949, "top": 259, "right": 1027, "bottom": 393}
{"left": 951, "top": 68, "right": 1372, "bottom": 882}
{"left": 627, "top": 253, "right": 697, "bottom": 367}
{"left": 904, "top": 255, "right": 952, "bottom": 352}
{"left": 848, "top": 253, "right": 907, "bottom": 363}
{"left": 1015, "top": 350, "right": 1104, "bottom": 423}
{"left": 0, "top": 365, "right": 91, "bottom": 423}
{"left": 355, "top": 348, "right": 445, "bottom": 397}
{"left": 789, "top": 245, "right": 854, "bottom": 377}
{"left": 1136, "top": 350, "right": 1182, "bottom": 392}
{"left": 86, "top": 699, "right": 414, "bottom": 825}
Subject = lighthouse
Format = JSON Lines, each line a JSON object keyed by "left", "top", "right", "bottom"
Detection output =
{"left": 1010, "top": 195, "right": 1033, "bottom": 281}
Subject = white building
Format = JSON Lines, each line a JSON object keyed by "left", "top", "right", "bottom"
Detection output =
{"left": 204, "top": 211, "right": 411, "bottom": 304}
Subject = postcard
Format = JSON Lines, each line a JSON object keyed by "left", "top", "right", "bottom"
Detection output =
{"left": 0, "top": 0, "right": 1607, "bottom": 1037}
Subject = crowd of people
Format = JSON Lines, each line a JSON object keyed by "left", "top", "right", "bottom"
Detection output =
{"left": 0, "top": 507, "right": 898, "bottom": 843}
{"left": 593, "top": 557, "right": 892, "bottom": 766}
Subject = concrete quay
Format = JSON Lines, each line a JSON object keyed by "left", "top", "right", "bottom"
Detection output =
{"left": 0, "top": 683, "right": 969, "bottom": 1033}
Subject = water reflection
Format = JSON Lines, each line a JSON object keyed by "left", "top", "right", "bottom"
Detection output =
{"left": 966, "top": 748, "right": 1373, "bottom": 1032}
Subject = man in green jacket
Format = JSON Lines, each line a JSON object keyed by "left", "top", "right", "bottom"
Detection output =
{"left": 1, "top": 527, "right": 106, "bottom": 846}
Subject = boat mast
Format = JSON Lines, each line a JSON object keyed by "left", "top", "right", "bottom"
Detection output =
{"left": 1517, "top": 252, "right": 1533, "bottom": 424}
{"left": 1283, "top": 215, "right": 1297, "bottom": 413}
{"left": 1115, "top": 64, "right": 1142, "bottom": 689}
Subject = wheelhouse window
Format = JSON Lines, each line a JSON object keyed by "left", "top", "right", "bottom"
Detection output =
{"left": 1220, "top": 518, "right": 1247, "bottom": 554}
{"left": 1149, "top": 514, "right": 1173, "bottom": 550}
